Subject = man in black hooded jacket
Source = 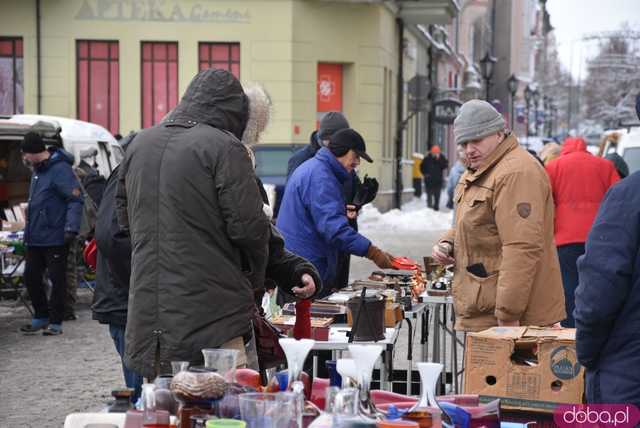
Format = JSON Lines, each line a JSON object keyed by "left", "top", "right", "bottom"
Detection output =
{"left": 116, "top": 69, "right": 318, "bottom": 379}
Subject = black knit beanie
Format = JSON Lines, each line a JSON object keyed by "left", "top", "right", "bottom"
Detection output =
{"left": 21, "top": 132, "right": 46, "bottom": 154}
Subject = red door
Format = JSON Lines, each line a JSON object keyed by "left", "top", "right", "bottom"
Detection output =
{"left": 316, "top": 63, "right": 343, "bottom": 127}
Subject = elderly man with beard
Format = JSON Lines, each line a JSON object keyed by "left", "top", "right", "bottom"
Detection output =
{"left": 431, "top": 100, "right": 565, "bottom": 332}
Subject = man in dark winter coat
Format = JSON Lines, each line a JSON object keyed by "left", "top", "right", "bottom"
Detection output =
{"left": 64, "top": 158, "right": 107, "bottom": 321}
{"left": 19, "top": 132, "right": 83, "bottom": 336}
{"left": 92, "top": 132, "right": 143, "bottom": 399}
{"left": 286, "top": 111, "right": 350, "bottom": 179}
{"left": 116, "top": 69, "right": 317, "bottom": 379}
{"left": 277, "top": 128, "right": 396, "bottom": 296}
{"left": 287, "top": 111, "right": 359, "bottom": 291}
{"left": 420, "top": 146, "right": 448, "bottom": 210}
{"left": 575, "top": 171, "right": 640, "bottom": 406}
{"left": 116, "top": 69, "right": 268, "bottom": 378}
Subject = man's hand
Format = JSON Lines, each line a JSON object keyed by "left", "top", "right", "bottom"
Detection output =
{"left": 292, "top": 273, "right": 316, "bottom": 299}
{"left": 346, "top": 204, "right": 358, "bottom": 220}
{"left": 498, "top": 319, "right": 520, "bottom": 327}
{"left": 432, "top": 242, "right": 455, "bottom": 265}
{"left": 367, "top": 245, "right": 395, "bottom": 270}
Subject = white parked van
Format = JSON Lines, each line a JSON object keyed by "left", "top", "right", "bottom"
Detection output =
{"left": 0, "top": 114, "right": 122, "bottom": 207}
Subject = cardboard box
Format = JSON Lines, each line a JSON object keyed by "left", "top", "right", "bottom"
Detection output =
{"left": 347, "top": 303, "right": 404, "bottom": 328}
{"left": 463, "top": 326, "right": 584, "bottom": 413}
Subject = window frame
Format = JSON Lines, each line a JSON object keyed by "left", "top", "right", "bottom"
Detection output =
{"left": 0, "top": 36, "right": 24, "bottom": 115}
{"left": 198, "top": 42, "right": 240, "bottom": 78}
{"left": 140, "top": 41, "right": 179, "bottom": 128}
{"left": 75, "top": 39, "right": 120, "bottom": 134}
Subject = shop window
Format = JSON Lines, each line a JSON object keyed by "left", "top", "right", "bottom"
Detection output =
{"left": 0, "top": 37, "right": 23, "bottom": 115}
{"left": 77, "top": 40, "right": 119, "bottom": 134}
{"left": 198, "top": 42, "right": 240, "bottom": 78}
{"left": 141, "top": 41, "right": 178, "bottom": 128}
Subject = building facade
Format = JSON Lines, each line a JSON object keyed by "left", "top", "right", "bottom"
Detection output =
{"left": 0, "top": 0, "right": 459, "bottom": 211}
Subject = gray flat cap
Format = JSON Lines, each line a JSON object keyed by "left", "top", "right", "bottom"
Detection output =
{"left": 453, "top": 99, "right": 505, "bottom": 145}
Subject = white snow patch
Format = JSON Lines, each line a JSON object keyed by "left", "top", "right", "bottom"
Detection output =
{"left": 359, "top": 197, "right": 453, "bottom": 232}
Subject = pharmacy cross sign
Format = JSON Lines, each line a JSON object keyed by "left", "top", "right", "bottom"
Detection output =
{"left": 318, "top": 75, "right": 336, "bottom": 103}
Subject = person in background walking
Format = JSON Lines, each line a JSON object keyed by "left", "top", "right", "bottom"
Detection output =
{"left": 446, "top": 145, "right": 466, "bottom": 210}
{"left": 19, "top": 132, "right": 83, "bottom": 336}
{"left": 574, "top": 171, "right": 640, "bottom": 407}
{"left": 412, "top": 152, "right": 424, "bottom": 198}
{"left": 420, "top": 146, "right": 448, "bottom": 211}
{"left": 545, "top": 137, "right": 619, "bottom": 327}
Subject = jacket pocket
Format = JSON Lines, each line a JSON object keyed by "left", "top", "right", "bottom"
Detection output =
{"left": 455, "top": 271, "right": 498, "bottom": 316}
{"left": 463, "top": 189, "right": 494, "bottom": 226}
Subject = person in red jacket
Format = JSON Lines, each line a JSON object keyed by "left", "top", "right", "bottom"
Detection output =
{"left": 545, "top": 137, "right": 620, "bottom": 327}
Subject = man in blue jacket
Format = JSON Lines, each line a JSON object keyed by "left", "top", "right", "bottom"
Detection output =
{"left": 19, "top": 132, "right": 83, "bottom": 336}
{"left": 574, "top": 171, "right": 640, "bottom": 406}
{"left": 277, "top": 128, "right": 395, "bottom": 296}
{"left": 286, "top": 112, "right": 364, "bottom": 291}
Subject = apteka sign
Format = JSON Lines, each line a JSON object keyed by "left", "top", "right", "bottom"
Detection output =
{"left": 75, "top": 0, "right": 251, "bottom": 24}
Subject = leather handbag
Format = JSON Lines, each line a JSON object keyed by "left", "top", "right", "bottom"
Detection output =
{"left": 251, "top": 305, "right": 286, "bottom": 371}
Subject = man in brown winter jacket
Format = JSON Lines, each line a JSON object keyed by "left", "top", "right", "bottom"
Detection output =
{"left": 432, "top": 100, "right": 565, "bottom": 332}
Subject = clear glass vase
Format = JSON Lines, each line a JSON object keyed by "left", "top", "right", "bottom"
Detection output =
{"left": 202, "top": 348, "right": 239, "bottom": 383}
{"left": 279, "top": 338, "right": 315, "bottom": 390}
{"left": 348, "top": 344, "right": 384, "bottom": 419}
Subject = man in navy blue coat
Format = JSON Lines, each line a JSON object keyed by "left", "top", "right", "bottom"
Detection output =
{"left": 277, "top": 128, "right": 395, "bottom": 296}
{"left": 575, "top": 170, "right": 640, "bottom": 406}
{"left": 19, "top": 132, "right": 83, "bottom": 336}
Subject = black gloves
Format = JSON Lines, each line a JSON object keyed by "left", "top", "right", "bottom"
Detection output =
{"left": 352, "top": 175, "right": 379, "bottom": 209}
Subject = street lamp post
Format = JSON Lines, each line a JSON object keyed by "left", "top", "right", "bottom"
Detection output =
{"left": 524, "top": 85, "right": 533, "bottom": 141}
{"left": 507, "top": 74, "right": 519, "bottom": 132}
{"left": 479, "top": 52, "right": 497, "bottom": 101}
{"left": 543, "top": 96, "right": 551, "bottom": 137}
{"left": 550, "top": 102, "right": 558, "bottom": 137}
{"left": 532, "top": 87, "right": 540, "bottom": 136}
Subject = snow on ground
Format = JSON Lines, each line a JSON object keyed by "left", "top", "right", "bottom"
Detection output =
{"left": 359, "top": 196, "right": 453, "bottom": 232}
